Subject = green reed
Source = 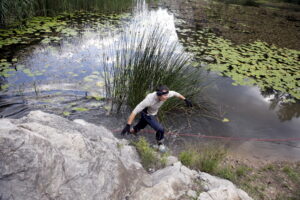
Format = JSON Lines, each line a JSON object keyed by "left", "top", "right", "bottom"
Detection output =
{"left": 0, "top": 0, "right": 134, "bottom": 26}
{"left": 101, "top": 25, "right": 205, "bottom": 114}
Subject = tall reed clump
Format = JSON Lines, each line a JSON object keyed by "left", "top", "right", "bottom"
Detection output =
{"left": 0, "top": 0, "right": 35, "bottom": 25}
{"left": 101, "top": 25, "right": 204, "bottom": 114}
{"left": 0, "top": 0, "right": 133, "bottom": 26}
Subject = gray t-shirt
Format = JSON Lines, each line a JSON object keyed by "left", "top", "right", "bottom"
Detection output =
{"left": 132, "top": 91, "right": 181, "bottom": 115}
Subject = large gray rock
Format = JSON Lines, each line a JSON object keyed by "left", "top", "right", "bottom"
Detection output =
{"left": 131, "top": 162, "right": 197, "bottom": 200}
{"left": 0, "top": 111, "right": 144, "bottom": 200}
{"left": 0, "top": 111, "right": 253, "bottom": 200}
{"left": 198, "top": 172, "right": 253, "bottom": 200}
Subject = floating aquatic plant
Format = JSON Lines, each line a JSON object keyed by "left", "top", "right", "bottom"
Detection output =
{"left": 204, "top": 36, "right": 300, "bottom": 100}
{"left": 73, "top": 107, "right": 89, "bottom": 112}
{"left": 0, "top": 11, "right": 131, "bottom": 53}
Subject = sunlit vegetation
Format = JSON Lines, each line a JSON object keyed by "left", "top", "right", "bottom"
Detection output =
{"left": 0, "top": 0, "right": 134, "bottom": 26}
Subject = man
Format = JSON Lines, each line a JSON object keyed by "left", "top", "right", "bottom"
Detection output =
{"left": 121, "top": 85, "right": 192, "bottom": 148}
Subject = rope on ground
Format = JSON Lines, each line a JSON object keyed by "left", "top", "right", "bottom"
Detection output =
{"left": 112, "top": 129, "right": 300, "bottom": 142}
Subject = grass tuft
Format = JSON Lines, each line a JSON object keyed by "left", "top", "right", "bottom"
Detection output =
{"left": 179, "top": 144, "right": 227, "bottom": 174}
{"left": 132, "top": 137, "right": 167, "bottom": 170}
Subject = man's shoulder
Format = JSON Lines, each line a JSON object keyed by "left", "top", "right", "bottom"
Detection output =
{"left": 146, "top": 92, "right": 157, "bottom": 99}
{"left": 168, "top": 90, "right": 178, "bottom": 97}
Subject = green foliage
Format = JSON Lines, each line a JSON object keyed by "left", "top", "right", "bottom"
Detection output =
{"left": 0, "top": 0, "right": 134, "bottom": 26}
{"left": 235, "top": 165, "right": 251, "bottom": 177}
{"left": 261, "top": 163, "right": 275, "bottom": 171}
{"left": 198, "top": 146, "right": 227, "bottom": 173}
{"left": 73, "top": 107, "right": 89, "bottom": 112}
{"left": 102, "top": 26, "right": 205, "bottom": 114}
{"left": 132, "top": 137, "right": 169, "bottom": 170}
{"left": 159, "top": 152, "right": 169, "bottom": 167}
{"left": 179, "top": 151, "right": 195, "bottom": 166}
{"left": 132, "top": 137, "right": 158, "bottom": 169}
{"left": 217, "top": 166, "right": 237, "bottom": 181}
{"left": 63, "top": 111, "right": 70, "bottom": 116}
{"left": 282, "top": 166, "right": 300, "bottom": 182}
{"left": 179, "top": 145, "right": 227, "bottom": 174}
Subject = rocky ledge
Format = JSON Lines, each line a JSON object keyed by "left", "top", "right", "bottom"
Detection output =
{"left": 0, "top": 111, "right": 253, "bottom": 200}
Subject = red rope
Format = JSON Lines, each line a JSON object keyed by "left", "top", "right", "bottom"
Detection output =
{"left": 112, "top": 129, "right": 300, "bottom": 142}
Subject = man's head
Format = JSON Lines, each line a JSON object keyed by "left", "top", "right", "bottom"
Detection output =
{"left": 156, "top": 85, "right": 169, "bottom": 101}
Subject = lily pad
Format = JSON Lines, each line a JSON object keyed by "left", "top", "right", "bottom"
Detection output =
{"left": 205, "top": 36, "right": 300, "bottom": 100}
{"left": 63, "top": 111, "right": 71, "bottom": 116}
{"left": 73, "top": 107, "right": 89, "bottom": 112}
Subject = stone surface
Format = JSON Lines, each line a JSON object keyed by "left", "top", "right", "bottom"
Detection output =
{"left": 187, "top": 190, "right": 197, "bottom": 198}
{"left": 0, "top": 111, "right": 143, "bottom": 200}
{"left": 131, "top": 162, "right": 198, "bottom": 200}
{"left": 166, "top": 155, "right": 178, "bottom": 166}
{"left": 0, "top": 111, "right": 253, "bottom": 200}
{"left": 198, "top": 172, "right": 253, "bottom": 200}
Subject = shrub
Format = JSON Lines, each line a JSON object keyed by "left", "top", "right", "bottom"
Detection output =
{"left": 179, "top": 144, "right": 227, "bottom": 174}
{"left": 133, "top": 137, "right": 157, "bottom": 169}
{"left": 101, "top": 19, "right": 205, "bottom": 114}
{"left": 133, "top": 137, "right": 168, "bottom": 170}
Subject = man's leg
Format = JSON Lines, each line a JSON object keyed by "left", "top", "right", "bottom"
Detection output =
{"left": 142, "top": 113, "right": 164, "bottom": 144}
{"left": 132, "top": 113, "right": 148, "bottom": 134}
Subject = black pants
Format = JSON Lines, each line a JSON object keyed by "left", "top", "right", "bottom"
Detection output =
{"left": 133, "top": 111, "right": 164, "bottom": 143}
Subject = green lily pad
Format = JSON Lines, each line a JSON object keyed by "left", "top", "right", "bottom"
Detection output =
{"left": 63, "top": 111, "right": 71, "bottom": 116}
{"left": 206, "top": 36, "right": 300, "bottom": 100}
{"left": 0, "top": 84, "right": 10, "bottom": 90}
{"left": 73, "top": 107, "right": 89, "bottom": 112}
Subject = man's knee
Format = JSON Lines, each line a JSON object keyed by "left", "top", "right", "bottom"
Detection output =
{"left": 157, "top": 127, "right": 164, "bottom": 134}
{"left": 156, "top": 127, "right": 164, "bottom": 144}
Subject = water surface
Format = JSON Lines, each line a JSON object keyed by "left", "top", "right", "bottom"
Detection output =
{"left": 0, "top": 0, "right": 299, "bottom": 161}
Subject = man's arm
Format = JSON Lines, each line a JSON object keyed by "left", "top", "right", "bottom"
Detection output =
{"left": 127, "top": 112, "right": 136, "bottom": 125}
{"left": 177, "top": 94, "right": 186, "bottom": 100}
{"left": 169, "top": 91, "right": 192, "bottom": 107}
{"left": 121, "top": 95, "right": 151, "bottom": 135}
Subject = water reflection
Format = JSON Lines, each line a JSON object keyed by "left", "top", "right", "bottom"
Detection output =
{"left": 0, "top": 0, "right": 300, "bottom": 163}
{"left": 0, "top": 0, "right": 183, "bottom": 115}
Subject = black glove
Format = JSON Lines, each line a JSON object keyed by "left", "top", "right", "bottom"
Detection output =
{"left": 184, "top": 99, "right": 193, "bottom": 107}
{"left": 121, "top": 124, "right": 131, "bottom": 136}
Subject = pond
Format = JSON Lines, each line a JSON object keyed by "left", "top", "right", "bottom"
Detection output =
{"left": 0, "top": 0, "right": 299, "bottom": 161}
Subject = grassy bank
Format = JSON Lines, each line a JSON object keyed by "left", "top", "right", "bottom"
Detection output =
{"left": 178, "top": 144, "right": 300, "bottom": 200}
{"left": 128, "top": 137, "right": 300, "bottom": 199}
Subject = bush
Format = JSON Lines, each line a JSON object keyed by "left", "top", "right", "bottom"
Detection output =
{"left": 101, "top": 22, "right": 205, "bottom": 114}
{"left": 217, "top": 166, "right": 236, "bottom": 181}
{"left": 133, "top": 137, "right": 157, "bottom": 169}
{"left": 179, "top": 150, "right": 196, "bottom": 166}
{"left": 133, "top": 137, "right": 168, "bottom": 170}
{"left": 179, "top": 145, "right": 227, "bottom": 174}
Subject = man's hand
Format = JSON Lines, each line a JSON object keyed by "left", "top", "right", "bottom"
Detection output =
{"left": 121, "top": 124, "right": 131, "bottom": 136}
{"left": 184, "top": 99, "right": 193, "bottom": 107}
